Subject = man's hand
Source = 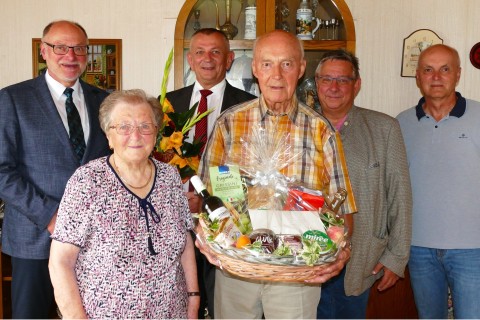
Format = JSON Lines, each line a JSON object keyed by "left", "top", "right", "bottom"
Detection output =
{"left": 372, "top": 263, "right": 400, "bottom": 291}
{"left": 305, "top": 245, "right": 351, "bottom": 284}
{"left": 186, "top": 191, "right": 201, "bottom": 214}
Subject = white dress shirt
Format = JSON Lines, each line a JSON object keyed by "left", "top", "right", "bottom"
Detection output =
{"left": 45, "top": 70, "right": 90, "bottom": 143}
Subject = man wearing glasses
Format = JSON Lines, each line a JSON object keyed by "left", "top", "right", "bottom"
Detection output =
{"left": 0, "top": 20, "right": 110, "bottom": 318}
{"left": 315, "top": 50, "right": 412, "bottom": 318}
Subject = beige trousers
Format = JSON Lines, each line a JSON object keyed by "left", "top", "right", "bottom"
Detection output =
{"left": 214, "top": 269, "right": 321, "bottom": 319}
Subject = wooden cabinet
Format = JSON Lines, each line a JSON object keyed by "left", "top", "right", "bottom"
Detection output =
{"left": 106, "top": 54, "right": 117, "bottom": 90}
{"left": 0, "top": 249, "right": 12, "bottom": 319}
{"left": 173, "top": 0, "right": 356, "bottom": 92}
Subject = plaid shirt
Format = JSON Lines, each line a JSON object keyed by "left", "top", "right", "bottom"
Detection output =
{"left": 198, "top": 95, "right": 357, "bottom": 215}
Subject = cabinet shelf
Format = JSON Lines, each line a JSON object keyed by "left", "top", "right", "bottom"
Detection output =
{"left": 181, "top": 39, "right": 349, "bottom": 51}
{"left": 174, "top": 0, "right": 356, "bottom": 96}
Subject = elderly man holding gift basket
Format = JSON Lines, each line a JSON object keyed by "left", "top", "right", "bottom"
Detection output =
{"left": 195, "top": 29, "right": 357, "bottom": 319}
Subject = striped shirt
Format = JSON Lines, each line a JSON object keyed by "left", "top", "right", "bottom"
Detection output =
{"left": 198, "top": 95, "right": 357, "bottom": 215}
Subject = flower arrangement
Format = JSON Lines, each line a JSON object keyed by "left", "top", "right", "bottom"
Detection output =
{"left": 153, "top": 49, "right": 214, "bottom": 182}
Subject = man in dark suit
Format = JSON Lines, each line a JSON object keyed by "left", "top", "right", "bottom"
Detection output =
{"left": 0, "top": 20, "right": 110, "bottom": 318}
{"left": 166, "top": 28, "right": 256, "bottom": 319}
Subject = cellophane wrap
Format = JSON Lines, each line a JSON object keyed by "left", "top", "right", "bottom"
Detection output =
{"left": 204, "top": 125, "right": 348, "bottom": 266}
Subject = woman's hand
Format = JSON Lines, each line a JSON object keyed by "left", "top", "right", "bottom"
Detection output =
{"left": 194, "top": 225, "right": 221, "bottom": 267}
{"left": 181, "top": 233, "right": 201, "bottom": 318}
{"left": 187, "top": 295, "right": 200, "bottom": 319}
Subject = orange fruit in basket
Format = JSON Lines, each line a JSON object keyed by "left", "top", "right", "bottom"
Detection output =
{"left": 235, "top": 235, "right": 251, "bottom": 248}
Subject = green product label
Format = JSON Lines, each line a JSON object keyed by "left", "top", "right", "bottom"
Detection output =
{"left": 209, "top": 165, "right": 245, "bottom": 203}
{"left": 302, "top": 230, "right": 333, "bottom": 253}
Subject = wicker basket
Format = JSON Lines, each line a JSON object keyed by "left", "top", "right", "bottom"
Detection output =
{"left": 215, "top": 250, "right": 325, "bottom": 282}
{"left": 197, "top": 207, "right": 343, "bottom": 282}
{"left": 205, "top": 239, "right": 336, "bottom": 283}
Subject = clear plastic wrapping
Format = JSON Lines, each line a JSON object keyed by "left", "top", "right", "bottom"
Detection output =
{"left": 199, "top": 125, "right": 348, "bottom": 266}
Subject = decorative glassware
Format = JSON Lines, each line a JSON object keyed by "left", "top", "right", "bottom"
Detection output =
{"left": 193, "top": 10, "right": 201, "bottom": 31}
{"left": 296, "top": 0, "right": 320, "bottom": 40}
{"left": 244, "top": 1, "right": 256, "bottom": 39}
{"left": 213, "top": 0, "right": 220, "bottom": 30}
{"left": 220, "top": 0, "right": 238, "bottom": 39}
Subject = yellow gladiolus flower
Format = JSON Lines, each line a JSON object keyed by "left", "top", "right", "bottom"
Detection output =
{"left": 168, "top": 131, "right": 184, "bottom": 154}
{"left": 170, "top": 154, "right": 188, "bottom": 168}
{"left": 163, "top": 113, "right": 172, "bottom": 123}
{"left": 159, "top": 136, "right": 170, "bottom": 152}
{"left": 155, "top": 48, "right": 207, "bottom": 181}
{"left": 187, "top": 156, "right": 200, "bottom": 172}
{"left": 162, "top": 98, "right": 174, "bottom": 113}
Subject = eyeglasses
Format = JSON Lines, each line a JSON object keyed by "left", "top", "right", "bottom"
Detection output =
{"left": 43, "top": 42, "right": 89, "bottom": 56}
{"left": 109, "top": 123, "right": 157, "bottom": 135}
{"left": 316, "top": 76, "right": 356, "bottom": 86}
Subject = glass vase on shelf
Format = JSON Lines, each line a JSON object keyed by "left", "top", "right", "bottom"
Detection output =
{"left": 220, "top": 0, "right": 238, "bottom": 40}
{"left": 193, "top": 9, "right": 201, "bottom": 32}
{"left": 244, "top": 0, "right": 256, "bottom": 39}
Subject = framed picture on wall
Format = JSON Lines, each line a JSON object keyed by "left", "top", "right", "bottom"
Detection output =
{"left": 32, "top": 38, "right": 122, "bottom": 92}
{"left": 401, "top": 29, "right": 443, "bottom": 77}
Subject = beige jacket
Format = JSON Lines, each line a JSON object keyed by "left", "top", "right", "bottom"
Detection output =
{"left": 339, "top": 106, "right": 412, "bottom": 296}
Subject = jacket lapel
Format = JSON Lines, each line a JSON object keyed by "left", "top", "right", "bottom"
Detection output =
{"left": 32, "top": 75, "right": 74, "bottom": 154}
{"left": 81, "top": 81, "right": 108, "bottom": 163}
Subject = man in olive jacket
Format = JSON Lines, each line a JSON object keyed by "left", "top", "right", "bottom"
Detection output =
{"left": 315, "top": 50, "right": 412, "bottom": 318}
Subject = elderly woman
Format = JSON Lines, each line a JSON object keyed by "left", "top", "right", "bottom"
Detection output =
{"left": 49, "top": 89, "right": 199, "bottom": 319}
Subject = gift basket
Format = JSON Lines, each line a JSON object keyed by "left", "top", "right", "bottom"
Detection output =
{"left": 195, "top": 125, "right": 349, "bottom": 282}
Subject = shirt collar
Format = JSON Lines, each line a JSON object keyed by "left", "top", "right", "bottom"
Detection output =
{"left": 45, "top": 70, "right": 81, "bottom": 100}
{"left": 193, "top": 79, "right": 226, "bottom": 96}
{"left": 415, "top": 92, "right": 466, "bottom": 120}
{"left": 259, "top": 94, "right": 300, "bottom": 124}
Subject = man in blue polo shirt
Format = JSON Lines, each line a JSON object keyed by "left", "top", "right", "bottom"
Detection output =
{"left": 397, "top": 44, "right": 480, "bottom": 319}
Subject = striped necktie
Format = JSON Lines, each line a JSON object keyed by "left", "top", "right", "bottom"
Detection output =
{"left": 64, "top": 88, "right": 86, "bottom": 161}
{"left": 194, "top": 89, "right": 213, "bottom": 155}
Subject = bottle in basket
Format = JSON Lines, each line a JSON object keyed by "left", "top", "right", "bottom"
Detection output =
{"left": 190, "top": 175, "right": 242, "bottom": 247}
{"left": 322, "top": 188, "right": 348, "bottom": 246}
{"left": 190, "top": 175, "right": 230, "bottom": 221}
{"left": 325, "top": 188, "right": 347, "bottom": 213}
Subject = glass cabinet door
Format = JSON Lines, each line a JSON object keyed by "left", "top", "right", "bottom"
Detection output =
{"left": 174, "top": 0, "right": 356, "bottom": 109}
{"left": 275, "top": 0, "right": 347, "bottom": 41}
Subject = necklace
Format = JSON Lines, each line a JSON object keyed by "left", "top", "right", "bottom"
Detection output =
{"left": 112, "top": 155, "right": 153, "bottom": 189}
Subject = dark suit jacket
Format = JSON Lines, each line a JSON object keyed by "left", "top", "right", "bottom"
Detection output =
{"left": 0, "top": 74, "right": 110, "bottom": 259}
{"left": 166, "top": 81, "right": 256, "bottom": 114}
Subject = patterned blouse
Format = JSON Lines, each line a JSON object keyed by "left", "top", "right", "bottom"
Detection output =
{"left": 52, "top": 156, "right": 193, "bottom": 319}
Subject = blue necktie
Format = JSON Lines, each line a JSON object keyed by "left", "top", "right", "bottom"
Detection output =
{"left": 64, "top": 88, "right": 86, "bottom": 161}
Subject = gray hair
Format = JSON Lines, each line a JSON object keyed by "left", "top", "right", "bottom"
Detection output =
{"left": 99, "top": 89, "right": 163, "bottom": 134}
{"left": 42, "top": 20, "right": 88, "bottom": 40}
{"left": 315, "top": 49, "right": 360, "bottom": 79}
{"left": 190, "top": 28, "right": 231, "bottom": 51}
